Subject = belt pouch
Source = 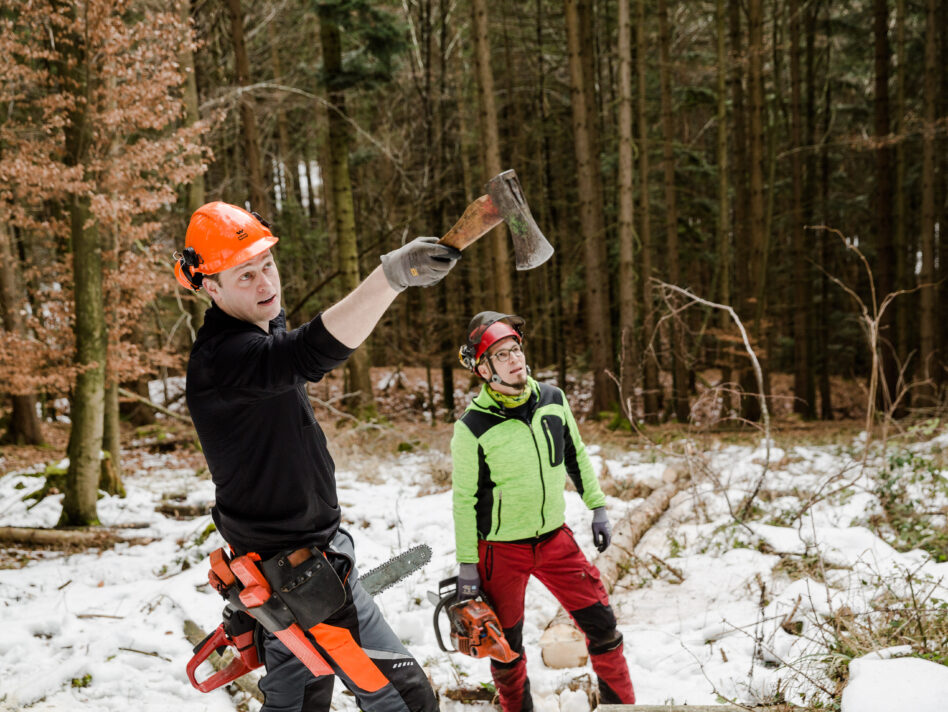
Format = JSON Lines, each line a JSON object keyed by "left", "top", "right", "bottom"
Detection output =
{"left": 259, "top": 548, "right": 347, "bottom": 629}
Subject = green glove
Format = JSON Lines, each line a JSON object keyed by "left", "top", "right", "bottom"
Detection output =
{"left": 380, "top": 237, "right": 462, "bottom": 292}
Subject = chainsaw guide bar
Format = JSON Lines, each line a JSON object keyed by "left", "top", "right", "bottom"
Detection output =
{"left": 359, "top": 543, "right": 432, "bottom": 596}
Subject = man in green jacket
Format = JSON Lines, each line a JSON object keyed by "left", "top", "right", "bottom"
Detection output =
{"left": 451, "top": 311, "right": 635, "bottom": 711}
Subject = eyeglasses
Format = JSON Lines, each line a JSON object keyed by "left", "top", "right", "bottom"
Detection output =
{"left": 487, "top": 343, "right": 523, "bottom": 364}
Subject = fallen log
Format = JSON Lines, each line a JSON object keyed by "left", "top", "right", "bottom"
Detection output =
{"left": 540, "top": 464, "right": 689, "bottom": 669}
{"left": 0, "top": 526, "right": 148, "bottom": 548}
{"left": 183, "top": 619, "right": 264, "bottom": 703}
{"left": 156, "top": 502, "right": 211, "bottom": 518}
{"left": 118, "top": 386, "right": 191, "bottom": 423}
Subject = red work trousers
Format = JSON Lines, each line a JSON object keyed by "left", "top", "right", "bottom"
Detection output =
{"left": 476, "top": 526, "right": 635, "bottom": 711}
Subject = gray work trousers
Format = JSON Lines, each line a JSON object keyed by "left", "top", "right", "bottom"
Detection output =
{"left": 257, "top": 530, "right": 438, "bottom": 712}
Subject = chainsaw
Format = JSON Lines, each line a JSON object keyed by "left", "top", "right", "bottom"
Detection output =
{"left": 428, "top": 576, "right": 517, "bottom": 664}
{"left": 188, "top": 543, "right": 431, "bottom": 692}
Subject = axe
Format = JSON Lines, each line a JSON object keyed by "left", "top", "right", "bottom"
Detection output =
{"left": 438, "top": 169, "right": 553, "bottom": 270}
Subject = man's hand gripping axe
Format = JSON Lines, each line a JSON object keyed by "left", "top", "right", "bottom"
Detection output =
{"left": 438, "top": 169, "right": 553, "bottom": 270}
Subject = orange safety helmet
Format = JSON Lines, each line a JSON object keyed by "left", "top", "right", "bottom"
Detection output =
{"left": 174, "top": 202, "right": 279, "bottom": 291}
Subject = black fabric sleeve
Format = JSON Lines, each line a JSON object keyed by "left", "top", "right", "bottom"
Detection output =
{"left": 211, "top": 313, "right": 354, "bottom": 394}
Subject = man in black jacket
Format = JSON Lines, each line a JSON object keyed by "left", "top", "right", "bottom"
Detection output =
{"left": 176, "top": 201, "right": 457, "bottom": 712}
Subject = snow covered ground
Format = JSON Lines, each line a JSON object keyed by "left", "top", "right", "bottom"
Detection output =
{"left": 1, "top": 418, "right": 947, "bottom": 711}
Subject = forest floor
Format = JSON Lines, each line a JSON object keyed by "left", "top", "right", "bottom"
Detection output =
{"left": 1, "top": 369, "right": 947, "bottom": 711}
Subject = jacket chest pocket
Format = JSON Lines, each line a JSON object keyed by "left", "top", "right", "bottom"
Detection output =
{"left": 540, "top": 414, "right": 565, "bottom": 467}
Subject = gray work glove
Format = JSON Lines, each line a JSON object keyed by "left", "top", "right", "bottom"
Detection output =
{"left": 457, "top": 563, "right": 481, "bottom": 601}
{"left": 380, "top": 237, "right": 461, "bottom": 292}
{"left": 592, "top": 506, "right": 611, "bottom": 553}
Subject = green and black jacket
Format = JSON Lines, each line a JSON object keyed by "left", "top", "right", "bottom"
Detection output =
{"left": 451, "top": 377, "right": 606, "bottom": 563}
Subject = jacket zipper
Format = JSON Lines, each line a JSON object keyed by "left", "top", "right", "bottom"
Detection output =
{"left": 494, "top": 490, "right": 503, "bottom": 535}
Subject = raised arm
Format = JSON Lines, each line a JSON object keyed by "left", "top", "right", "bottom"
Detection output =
{"left": 321, "top": 237, "right": 460, "bottom": 349}
{"left": 321, "top": 266, "right": 398, "bottom": 349}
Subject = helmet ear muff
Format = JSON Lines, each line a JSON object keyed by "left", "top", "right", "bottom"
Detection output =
{"left": 458, "top": 345, "right": 477, "bottom": 371}
{"left": 174, "top": 247, "right": 206, "bottom": 290}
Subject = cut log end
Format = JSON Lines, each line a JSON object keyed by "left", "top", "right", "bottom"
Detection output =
{"left": 539, "top": 622, "right": 588, "bottom": 669}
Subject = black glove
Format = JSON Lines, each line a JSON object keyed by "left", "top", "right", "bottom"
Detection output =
{"left": 457, "top": 563, "right": 481, "bottom": 600}
{"left": 380, "top": 237, "right": 461, "bottom": 292}
{"left": 592, "top": 506, "right": 611, "bottom": 553}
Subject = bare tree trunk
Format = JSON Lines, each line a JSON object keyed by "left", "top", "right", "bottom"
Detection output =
{"left": 917, "top": 0, "right": 938, "bottom": 406}
{"left": 62, "top": 192, "right": 105, "bottom": 527}
{"left": 894, "top": 0, "right": 908, "bottom": 367}
{"left": 565, "top": 0, "right": 615, "bottom": 416}
{"left": 715, "top": 0, "right": 732, "bottom": 418}
{"left": 535, "top": 0, "right": 567, "bottom": 391}
{"left": 470, "top": 0, "right": 513, "bottom": 313}
{"left": 817, "top": 1, "right": 834, "bottom": 420}
{"left": 789, "top": 0, "right": 814, "bottom": 418}
{"left": 617, "top": 0, "right": 637, "bottom": 419}
{"left": 318, "top": 13, "right": 375, "bottom": 415}
{"left": 939, "top": 0, "right": 948, "bottom": 390}
{"left": 658, "top": 0, "right": 689, "bottom": 423}
{"left": 873, "top": 0, "right": 898, "bottom": 413}
{"left": 637, "top": 0, "right": 660, "bottom": 422}
{"left": 101, "top": 382, "right": 124, "bottom": 497}
{"left": 180, "top": 0, "right": 205, "bottom": 215}
{"left": 59, "top": 7, "right": 104, "bottom": 526}
{"left": 0, "top": 221, "right": 44, "bottom": 445}
{"left": 179, "top": 0, "right": 205, "bottom": 334}
{"left": 742, "top": 0, "right": 766, "bottom": 422}
{"left": 225, "top": 0, "right": 268, "bottom": 214}
{"left": 268, "top": 19, "right": 298, "bottom": 213}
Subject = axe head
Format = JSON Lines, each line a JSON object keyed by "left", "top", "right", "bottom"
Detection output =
{"left": 485, "top": 170, "right": 554, "bottom": 271}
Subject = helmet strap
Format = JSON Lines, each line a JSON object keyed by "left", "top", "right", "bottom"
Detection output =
{"left": 482, "top": 356, "right": 528, "bottom": 393}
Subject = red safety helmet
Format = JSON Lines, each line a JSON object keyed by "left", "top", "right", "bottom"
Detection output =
{"left": 174, "top": 202, "right": 279, "bottom": 291}
{"left": 459, "top": 311, "right": 525, "bottom": 372}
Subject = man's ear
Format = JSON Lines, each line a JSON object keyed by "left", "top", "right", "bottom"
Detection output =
{"left": 475, "top": 361, "right": 490, "bottom": 381}
{"left": 203, "top": 277, "right": 219, "bottom": 301}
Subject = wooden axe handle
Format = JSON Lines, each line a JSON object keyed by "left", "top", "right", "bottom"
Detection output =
{"left": 437, "top": 194, "right": 503, "bottom": 251}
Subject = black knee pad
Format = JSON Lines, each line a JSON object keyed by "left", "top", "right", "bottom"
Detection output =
{"left": 569, "top": 601, "right": 621, "bottom": 652}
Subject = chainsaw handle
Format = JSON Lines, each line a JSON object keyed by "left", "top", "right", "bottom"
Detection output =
{"left": 432, "top": 593, "right": 457, "bottom": 654}
{"left": 187, "top": 623, "right": 258, "bottom": 693}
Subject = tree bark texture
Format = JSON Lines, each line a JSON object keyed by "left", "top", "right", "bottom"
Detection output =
{"left": 658, "top": 0, "right": 689, "bottom": 424}
{"left": 179, "top": 0, "right": 206, "bottom": 335}
{"left": 565, "top": 0, "right": 615, "bottom": 416}
{"left": 63, "top": 193, "right": 106, "bottom": 527}
{"left": 0, "top": 221, "right": 44, "bottom": 445}
{"left": 873, "top": 0, "right": 898, "bottom": 411}
{"left": 742, "top": 0, "right": 766, "bottom": 422}
{"left": 616, "top": 0, "right": 637, "bottom": 420}
{"left": 470, "top": 0, "right": 513, "bottom": 314}
{"left": 318, "top": 13, "right": 375, "bottom": 413}
{"left": 637, "top": 0, "right": 661, "bottom": 422}
{"left": 226, "top": 0, "right": 269, "bottom": 214}
{"left": 894, "top": 0, "right": 908, "bottom": 367}
{"left": 917, "top": 0, "right": 937, "bottom": 405}
{"left": 789, "top": 0, "right": 814, "bottom": 418}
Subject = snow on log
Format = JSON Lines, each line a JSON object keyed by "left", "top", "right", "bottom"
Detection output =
{"left": 0, "top": 525, "right": 144, "bottom": 548}
{"left": 540, "top": 463, "right": 688, "bottom": 669}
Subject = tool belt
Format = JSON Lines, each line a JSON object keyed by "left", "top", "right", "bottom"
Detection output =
{"left": 190, "top": 543, "right": 357, "bottom": 691}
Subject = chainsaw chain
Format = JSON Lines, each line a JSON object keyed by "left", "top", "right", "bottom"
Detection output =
{"left": 359, "top": 543, "right": 432, "bottom": 596}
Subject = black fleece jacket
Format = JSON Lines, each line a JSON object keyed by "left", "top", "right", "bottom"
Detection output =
{"left": 186, "top": 303, "right": 354, "bottom": 557}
